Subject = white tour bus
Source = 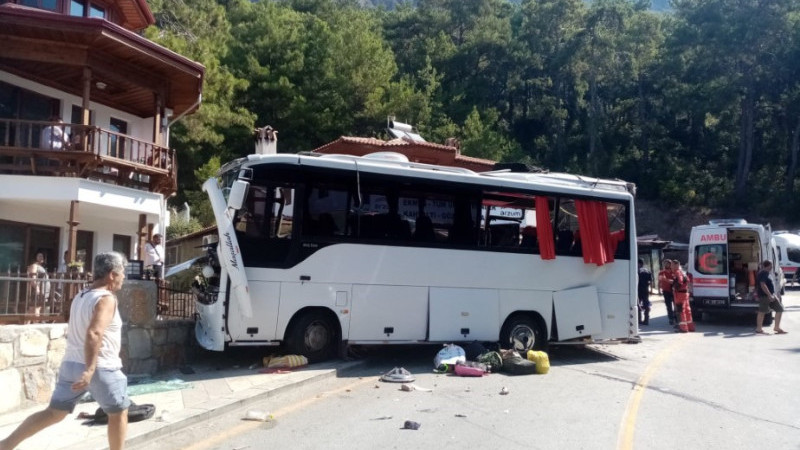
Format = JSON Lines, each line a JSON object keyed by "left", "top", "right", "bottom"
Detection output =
{"left": 773, "top": 232, "right": 800, "bottom": 283}
{"left": 193, "top": 152, "right": 638, "bottom": 361}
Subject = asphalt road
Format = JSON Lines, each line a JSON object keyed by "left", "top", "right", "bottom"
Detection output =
{"left": 132, "top": 289, "right": 800, "bottom": 450}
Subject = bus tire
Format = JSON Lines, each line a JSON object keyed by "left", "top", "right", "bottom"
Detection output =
{"left": 499, "top": 314, "right": 547, "bottom": 353}
{"left": 285, "top": 310, "right": 339, "bottom": 363}
{"left": 763, "top": 313, "right": 773, "bottom": 326}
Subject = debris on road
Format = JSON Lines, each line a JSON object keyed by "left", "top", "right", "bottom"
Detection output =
{"left": 243, "top": 410, "right": 273, "bottom": 422}
{"left": 380, "top": 367, "right": 415, "bottom": 383}
{"left": 399, "top": 384, "right": 433, "bottom": 392}
{"left": 402, "top": 420, "right": 421, "bottom": 430}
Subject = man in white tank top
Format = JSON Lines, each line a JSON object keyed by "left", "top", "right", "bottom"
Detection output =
{"left": 0, "top": 252, "right": 131, "bottom": 450}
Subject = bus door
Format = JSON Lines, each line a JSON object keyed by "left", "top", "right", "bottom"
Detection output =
{"left": 552, "top": 286, "right": 602, "bottom": 340}
{"left": 198, "top": 177, "right": 254, "bottom": 350}
{"left": 428, "top": 288, "right": 500, "bottom": 342}
{"left": 692, "top": 232, "right": 729, "bottom": 302}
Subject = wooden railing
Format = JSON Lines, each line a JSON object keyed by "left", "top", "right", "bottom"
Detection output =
{"left": 0, "top": 119, "right": 177, "bottom": 195}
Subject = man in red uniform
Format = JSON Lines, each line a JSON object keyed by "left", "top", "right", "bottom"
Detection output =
{"left": 672, "top": 260, "right": 695, "bottom": 332}
{"left": 658, "top": 259, "right": 676, "bottom": 325}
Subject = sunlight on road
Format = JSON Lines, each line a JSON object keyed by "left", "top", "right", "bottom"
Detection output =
{"left": 617, "top": 333, "right": 699, "bottom": 450}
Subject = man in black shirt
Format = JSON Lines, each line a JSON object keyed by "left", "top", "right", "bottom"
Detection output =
{"left": 638, "top": 258, "right": 653, "bottom": 325}
{"left": 755, "top": 260, "right": 787, "bottom": 335}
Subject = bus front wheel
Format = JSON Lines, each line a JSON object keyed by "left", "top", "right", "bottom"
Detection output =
{"left": 500, "top": 314, "right": 547, "bottom": 353}
{"left": 285, "top": 310, "right": 339, "bottom": 363}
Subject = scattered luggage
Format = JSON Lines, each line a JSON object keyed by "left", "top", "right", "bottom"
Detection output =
{"left": 90, "top": 402, "right": 155, "bottom": 425}
{"left": 433, "top": 344, "right": 466, "bottom": 368}
{"left": 500, "top": 349, "right": 537, "bottom": 375}
{"left": 526, "top": 350, "right": 550, "bottom": 374}
{"left": 454, "top": 361, "right": 487, "bottom": 377}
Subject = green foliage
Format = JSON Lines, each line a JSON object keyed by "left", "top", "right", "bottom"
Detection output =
{"left": 145, "top": 0, "right": 800, "bottom": 225}
{"left": 166, "top": 217, "right": 203, "bottom": 240}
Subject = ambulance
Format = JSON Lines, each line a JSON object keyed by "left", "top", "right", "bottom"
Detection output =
{"left": 773, "top": 232, "right": 800, "bottom": 284}
{"left": 688, "top": 219, "right": 784, "bottom": 322}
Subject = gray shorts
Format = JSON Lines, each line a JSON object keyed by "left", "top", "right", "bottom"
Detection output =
{"left": 757, "top": 296, "right": 785, "bottom": 314}
{"left": 49, "top": 361, "right": 130, "bottom": 414}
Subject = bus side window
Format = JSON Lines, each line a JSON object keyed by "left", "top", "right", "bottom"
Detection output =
{"left": 607, "top": 203, "right": 629, "bottom": 260}
{"left": 554, "top": 198, "right": 581, "bottom": 257}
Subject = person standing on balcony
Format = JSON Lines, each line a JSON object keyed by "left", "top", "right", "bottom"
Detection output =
{"left": 0, "top": 252, "right": 131, "bottom": 450}
{"left": 39, "top": 116, "right": 68, "bottom": 151}
{"left": 144, "top": 233, "right": 164, "bottom": 280}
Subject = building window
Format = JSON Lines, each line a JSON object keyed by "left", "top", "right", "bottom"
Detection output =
{"left": 69, "top": 0, "right": 106, "bottom": 18}
{"left": 112, "top": 234, "right": 131, "bottom": 260}
{"left": 20, "top": 0, "right": 58, "bottom": 12}
{"left": 89, "top": 3, "right": 103, "bottom": 17}
{"left": 0, "top": 220, "right": 59, "bottom": 273}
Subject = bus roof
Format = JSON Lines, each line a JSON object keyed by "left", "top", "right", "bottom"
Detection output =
{"left": 220, "top": 153, "right": 636, "bottom": 201}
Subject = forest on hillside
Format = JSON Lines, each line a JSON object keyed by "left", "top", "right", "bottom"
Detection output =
{"left": 143, "top": 0, "right": 800, "bottom": 232}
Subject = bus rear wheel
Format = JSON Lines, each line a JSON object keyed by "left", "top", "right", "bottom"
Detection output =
{"left": 500, "top": 314, "right": 546, "bottom": 354}
{"left": 285, "top": 310, "right": 338, "bottom": 363}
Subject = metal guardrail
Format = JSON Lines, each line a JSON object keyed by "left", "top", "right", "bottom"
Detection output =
{"left": 0, "top": 273, "right": 196, "bottom": 324}
{"left": 156, "top": 281, "right": 196, "bottom": 320}
{"left": 0, "top": 272, "right": 90, "bottom": 324}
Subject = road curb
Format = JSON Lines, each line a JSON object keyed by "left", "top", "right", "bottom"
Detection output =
{"left": 64, "top": 359, "right": 367, "bottom": 450}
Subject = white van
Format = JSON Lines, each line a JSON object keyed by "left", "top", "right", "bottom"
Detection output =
{"left": 688, "top": 219, "right": 784, "bottom": 322}
{"left": 773, "top": 232, "right": 800, "bottom": 283}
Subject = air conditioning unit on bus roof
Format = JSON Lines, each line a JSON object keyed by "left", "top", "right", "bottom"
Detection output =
{"left": 708, "top": 219, "right": 748, "bottom": 226}
{"left": 363, "top": 151, "right": 410, "bottom": 162}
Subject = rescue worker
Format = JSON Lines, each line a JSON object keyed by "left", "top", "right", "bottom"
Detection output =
{"left": 658, "top": 259, "right": 676, "bottom": 325}
{"left": 672, "top": 260, "right": 695, "bottom": 332}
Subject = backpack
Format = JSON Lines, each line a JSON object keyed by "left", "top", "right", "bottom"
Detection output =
{"left": 91, "top": 402, "right": 155, "bottom": 425}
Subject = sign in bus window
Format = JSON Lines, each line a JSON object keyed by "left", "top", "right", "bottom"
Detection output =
{"left": 696, "top": 244, "right": 727, "bottom": 275}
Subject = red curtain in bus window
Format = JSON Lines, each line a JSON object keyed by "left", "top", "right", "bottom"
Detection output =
{"left": 535, "top": 196, "right": 555, "bottom": 260}
{"left": 575, "top": 200, "right": 614, "bottom": 266}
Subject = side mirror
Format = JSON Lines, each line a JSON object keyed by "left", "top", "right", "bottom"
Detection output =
{"left": 227, "top": 180, "right": 249, "bottom": 210}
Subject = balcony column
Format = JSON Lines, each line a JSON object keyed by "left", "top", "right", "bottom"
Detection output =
{"left": 153, "top": 93, "right": 163, "bottom": 147}
{"left": 79, "top": 67, "right": 92, "bottom": 151}
{"left": 66, "top": 201, "right": 80, "bottom": 264}
{"left": 138, "top": 214, "right": 147, "bottom": 260}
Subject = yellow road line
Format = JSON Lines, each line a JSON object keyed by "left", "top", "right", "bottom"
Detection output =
{"left": 617, "top": 334, "right": 697, "bottom": 450}
{"left": 181, "top": 376, "right": 377, "bottom": 450}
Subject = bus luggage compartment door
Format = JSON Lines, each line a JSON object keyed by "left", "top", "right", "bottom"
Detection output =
{"left": 552, "top": 286, "right": 602, "bottom": 340}
{"left": 428, "top": 288, "right": 499, "bottom": 342}
{"left": 349, "top": 285, "right": 428, "bottom": 341}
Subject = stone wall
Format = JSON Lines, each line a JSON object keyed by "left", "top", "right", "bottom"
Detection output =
{"left": 0, "top": 324, "right": 67, "bottom": 414}
{"left": 0, "top": 280, "right": 199, "bottom": 414}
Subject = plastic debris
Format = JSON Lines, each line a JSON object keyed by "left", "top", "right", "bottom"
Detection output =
{"left": 380, "top": 367, "right": 415, "bottom": 383}
{"left": 156, "top": 410, "right": 171, "bottom": 422}
{"left": 400, "top": 384, "right": 433, "bottom": 392}
{"left": 371, "top": 416, "right": 393, "bottom": 421}
{"left": 499, "top": 386, "right": 509, "bottom": 395}
{"left": 403, "top": 420, "right": 421, "bottom": 430}
{"left": 243, "top": 410, "right": 273, "bottom": 422}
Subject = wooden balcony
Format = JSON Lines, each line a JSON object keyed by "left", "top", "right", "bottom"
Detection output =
{"left": 0, "top": 119, "right": 177, "bottom": 196}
